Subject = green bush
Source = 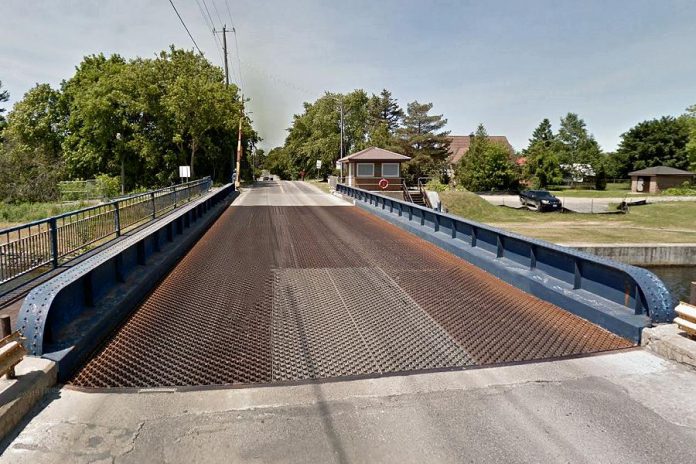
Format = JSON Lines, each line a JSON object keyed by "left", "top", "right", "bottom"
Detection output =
{"left": 425, "top": 179, "right": 448, "bottom": 192}
{"left": 95, "top": 174, "right": 121, "bottom": 199}
{"left": 663, "top": 181, "right": 696, "bottom": 196}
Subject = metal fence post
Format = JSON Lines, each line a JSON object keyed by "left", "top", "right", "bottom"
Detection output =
{"left": 49, "top": 218, "right": 59, "bottom": 268}
{"left": 173, "top": 185, "right": 178, "bottom": 208}
{"left": 114, "top": 202, "right": 121, "bottom": 237}
{"left": 150, "top": 192, "right": 156, "bottom": 219}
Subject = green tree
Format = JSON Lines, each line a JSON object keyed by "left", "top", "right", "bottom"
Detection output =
{"left": 557, "top": 113, "right": 602, "bottom": 182}
{"left": 59, "top": 48, "right": 254, "bottom": 187}
{"left": 456, "top": 124, "right": 519, "bottom": 191}
{"left": 524, "top": 145, "right": 562, "bottom": 189}
{"left": 683, "top": 104, "right": 696, "bottom": 171}
{"left": 617, "top": 116, "right": 690, "bottom": 172}
{"left": 529, "top": 118, "right": 554, "bottom": 145}
{"left": 0, "top": 84, "right": 66, "bottom": 202}
{"left": 366, "top": 89, "right": 403, "bottom": 149}
{"left": 522, "top": 118, "right": 562, "bottom": 188}
{"left": 397, "top": 101, "right": 451, "bottom": 183}
{"left": 0, "top": 80, "right": 9, "bottom": 136}
{"left": 264, "top": 147, "right": 294, "bottom": 179}
{"left": 603, "top": 151, "right": 631, "bottom": 179}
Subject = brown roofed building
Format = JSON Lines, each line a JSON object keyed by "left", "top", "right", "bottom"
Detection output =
{"left": 447, "top": 135, "right": 514, "bottom": 165}
{"left": 628, "top": 166, "right": 694, "bottom": 193}
{"left": 338, "top": 147, "right": 411, "bottom": 191}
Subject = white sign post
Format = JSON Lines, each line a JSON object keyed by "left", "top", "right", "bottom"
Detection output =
{"left": 179, "top": 165, "right": 191, "bottom": 183}
{"left": 316, "top": 160, "right": 322, "bottom": 170}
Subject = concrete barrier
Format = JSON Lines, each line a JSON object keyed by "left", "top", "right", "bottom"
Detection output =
{"left": 18, "top": 185, "right": 237, "bottom": 381}
{"left": 337, "top": 184, "right": 674, "bottom": 343}
{"left": 565, "top": 243, "right": 696, "bottom": 266}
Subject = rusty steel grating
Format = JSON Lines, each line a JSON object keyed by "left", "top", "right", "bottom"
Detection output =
{"left": 70, "top": 206, "right": 632, "bottom": 388}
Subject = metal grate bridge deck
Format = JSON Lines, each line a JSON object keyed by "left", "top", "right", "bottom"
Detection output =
{"left": 70, "top": 199, "right": 632, "bottom": 388}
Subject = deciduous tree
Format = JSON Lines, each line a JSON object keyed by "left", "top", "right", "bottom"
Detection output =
{"left": 617, "top": 116, "right": 690, "bottom": 172}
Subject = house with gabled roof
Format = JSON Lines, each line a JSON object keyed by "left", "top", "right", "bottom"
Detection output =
{"left": 338, "top": 147, "right": 411, "bottom": 191}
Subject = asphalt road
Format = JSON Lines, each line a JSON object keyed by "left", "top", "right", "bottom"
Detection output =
{"left": 2, "top": 350, "right": 696, "bottom": 463}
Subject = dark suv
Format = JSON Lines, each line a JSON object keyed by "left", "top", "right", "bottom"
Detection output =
{"left": 519, "top": 190, "right": 562, "bottom": 211}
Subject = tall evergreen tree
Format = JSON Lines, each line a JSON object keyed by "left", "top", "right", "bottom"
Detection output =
{"left": 397, "top": 101, "right": 451, "bottom": 182}
{"left": 522, "top": 118, "right": 562, "bottom": 188}
{"left": 528, "top": 118, "right": 554, "bottom": 147}
{"left": 557, "top": 113, "right": 602, "bottom": 182}
{"left": 366, "top": 89, "right": 403, "bottom": 150}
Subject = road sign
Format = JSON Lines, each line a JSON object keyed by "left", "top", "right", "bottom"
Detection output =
{"left": 179, "top": 166, "right": 191, "bottom": 178}
{"left": 316, "top": 160, "right": 322, "bottom": 170}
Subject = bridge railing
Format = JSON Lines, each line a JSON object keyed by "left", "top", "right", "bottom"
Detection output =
{"left": 0, "top": 177, "right": 212, "bottom": 293}
{"left": 337, "top": 183, "right": 674, "bottom": 336}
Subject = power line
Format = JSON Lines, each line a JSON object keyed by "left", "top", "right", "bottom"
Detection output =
{"left": 233, "top": 27, "right": 244, "bottom": 91}
{"left": 166, "top": 0, "right": 203, "bottom": 54}
{"left": 223, "top": 0, "right": 237, "bottom": 29}
{"left": 210, "top": 0, "right": 225, "bottom": 28}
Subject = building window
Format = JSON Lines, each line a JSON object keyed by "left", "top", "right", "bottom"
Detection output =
{"left": 356, "top": 163, "right": 374, "bottom": 177}
{"left": 382, "top": 163, "right": 399, "bottom": 178}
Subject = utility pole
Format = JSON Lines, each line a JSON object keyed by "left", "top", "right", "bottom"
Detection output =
{"left": 340, "top": 100, "right": 344, "bottom": 159}
{"left": 215, "top": 26, "right": 230, "bottom": 87}
{"left": 235, "top": 99, "right": 243, "bottom": 189}
{"left": 215, "top": 26, "right": 234, "bottom": 183}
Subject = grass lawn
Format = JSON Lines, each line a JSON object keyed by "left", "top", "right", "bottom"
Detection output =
{"left": 0, "top": 201, "right": 94, "bottom": 230}
{"left": 439, "top": 190, "right": 696, "bottom": 244}
{"left": 306, "top": 179, "right": 332, "bottom": 194}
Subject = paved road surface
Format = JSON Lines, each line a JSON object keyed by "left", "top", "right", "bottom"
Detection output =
{"left": 481, "top": 194, "right": 696, "bottom": 213}
{"left": 3, "top": 181, "right": 696, "bottom": 463}
{"left": 3, "top": 350, "right": 696, "bottom": 463}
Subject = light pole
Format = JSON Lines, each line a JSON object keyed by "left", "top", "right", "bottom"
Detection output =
{"left": 116, "top": 132, "right": 124, "bottom": 195}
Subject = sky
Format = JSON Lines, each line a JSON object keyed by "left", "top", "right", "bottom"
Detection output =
{"left": 1, "top": 0, "right": 695, "bottom": 152}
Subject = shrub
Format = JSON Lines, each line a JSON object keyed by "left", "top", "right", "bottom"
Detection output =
{"left": 95, "top": 174, "right": 121, "bottom": 199}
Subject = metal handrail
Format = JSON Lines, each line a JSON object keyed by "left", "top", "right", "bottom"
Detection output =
{"left": 401, "top": 180, "right": 414, "bottom": 203}
{"left": 0, "top": 177, "right": 212, "bottom": 292}
{"left": 417, "top": 177, "right": 433, "bottom": 209}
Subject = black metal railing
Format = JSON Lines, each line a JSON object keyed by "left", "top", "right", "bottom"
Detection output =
{"left": 0, "top": 177, "right": 212, "bottom": 291}
{"left": 401, "top": 180, "right": 414, "bottom": 203}
{"left": 417, "top": 177, "right": 433, "bottom": 209}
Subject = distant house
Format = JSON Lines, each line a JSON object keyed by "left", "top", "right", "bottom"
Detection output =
{"left": 447, "top": 135, "right": 514, "bottom": 166}
{"left": 338, "top": 147, "right": 411, "bottom": 191}
{"left": 560, "top": 163, "right": 596, "bottom": 183}
{"left": 628, "top": 166, "right": 695, "bottom": 193}
{"left": 446, "top": 135, "right": 514, "bottom": 179}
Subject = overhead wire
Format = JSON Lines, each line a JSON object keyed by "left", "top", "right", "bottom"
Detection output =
{"left": 193, "top": 0, "right": 229, "bottom": 80}
{"left": 166, "top": 0, "right": 203, "bottom": 54}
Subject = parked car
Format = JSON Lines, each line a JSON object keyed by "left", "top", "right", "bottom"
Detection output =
{"left": 519, "top": 190, "right": 562, "bottom": 211}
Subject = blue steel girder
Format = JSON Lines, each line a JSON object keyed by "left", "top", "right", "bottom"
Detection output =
{"left": 337, "top": 184, "right": 674, "bottom": 338}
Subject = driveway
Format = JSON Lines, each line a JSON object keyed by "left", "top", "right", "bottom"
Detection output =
{"left": 480, "top": 194, "right": 696, "bottom": 213}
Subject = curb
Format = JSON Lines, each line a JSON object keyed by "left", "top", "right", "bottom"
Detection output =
{"left": 0, "top": 356, "right": 56, "bottom": 441}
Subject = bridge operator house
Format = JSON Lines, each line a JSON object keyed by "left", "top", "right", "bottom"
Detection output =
{"left": 339, "top": 147, "right": 410, "bottom": 192}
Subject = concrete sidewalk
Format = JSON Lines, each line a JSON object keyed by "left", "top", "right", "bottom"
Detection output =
{"left": 2, "top": 350, "right": 695, "bottom": 463}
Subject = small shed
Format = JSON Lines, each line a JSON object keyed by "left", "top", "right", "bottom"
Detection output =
{"left": 338, "top": 147, "right": 410, "bottom": 191}
{"left": 628, "top": 166, "right": 695, "bottom": 193}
